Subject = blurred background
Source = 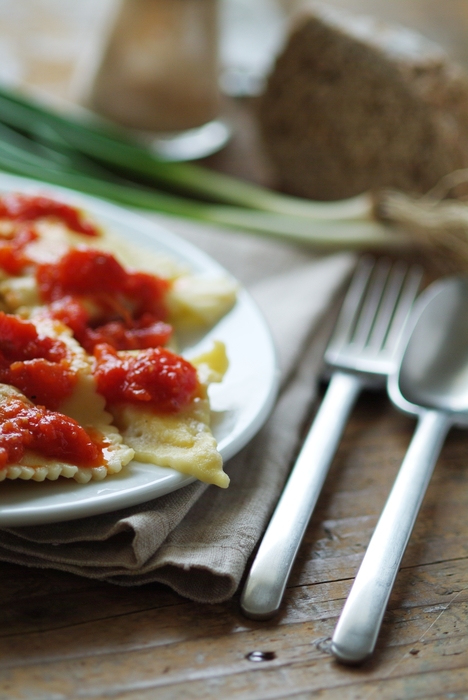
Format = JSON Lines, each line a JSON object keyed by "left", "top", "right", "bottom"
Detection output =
{"left": 0, "top": 0, "right": 468, "bottom": 185}
{"left": 0, "top": 0, "right": 467, "bottom": 100}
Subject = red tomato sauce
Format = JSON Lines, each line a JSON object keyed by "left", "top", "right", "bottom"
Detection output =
{"left": 0, "top": 397, "right": 103, "bottom": 469}
{"left": 0, "top": 312, "right": 75, "bottom": 410}
{"left": 0, "top": 227, "right": 38, "bottom": 275}
{"left": 93, "top": 343, "right": 198, "bottom": 412}
{"left": 0, "top": 193, "right": 100, "bottom": 236}
{"left": 37, "top": 247, "right": 173, "bottom": 352}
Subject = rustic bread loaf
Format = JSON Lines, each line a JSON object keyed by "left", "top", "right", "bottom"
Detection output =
{"left": 258, "top": 4, "right": 468, "bottom": 200}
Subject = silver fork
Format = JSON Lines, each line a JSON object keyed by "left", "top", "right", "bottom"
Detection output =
{"left": 240, "top": 256, "right": 423, "bottom": 620}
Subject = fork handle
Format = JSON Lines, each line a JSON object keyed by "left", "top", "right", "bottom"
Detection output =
{"left": 240, "top": 371, "right": 363, "bottom": 620}
{"left": 331, "top": 409, "right": 451, "bottom": 664}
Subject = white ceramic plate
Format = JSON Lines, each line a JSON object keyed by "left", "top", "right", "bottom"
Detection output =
{"left": 0, "top": 173, "right": 279, "bottom": 526}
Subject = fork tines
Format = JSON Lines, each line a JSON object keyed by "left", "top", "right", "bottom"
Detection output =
{"left": 326, "top": 257, "right": 423, "bottom": 374}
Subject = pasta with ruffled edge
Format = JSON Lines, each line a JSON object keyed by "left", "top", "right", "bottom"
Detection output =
{"left": 0, "top": 194, "right": 236, "bottom": 487}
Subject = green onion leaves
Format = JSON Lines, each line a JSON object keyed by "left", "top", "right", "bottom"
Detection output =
{"left": 0, "top": 84, "right": 403, "bottom": 251}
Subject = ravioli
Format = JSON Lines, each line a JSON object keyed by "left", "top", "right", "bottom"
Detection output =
{"left": 0, "top": 192, "right": 235, "bottom": 488}
{"left": 0, "top": 384, "right": 134, "bottom": 483}
{"left": 107, "top": 342, "right": 230, "bottom": 488}
{"left": 0, "top": 218, "right": 238, "bottom": 331}
{"left": 0, "top": 313, "right": 134, "bottom": 482}
{"left": 30, "top": 315, "right": 109, "bottom": 419}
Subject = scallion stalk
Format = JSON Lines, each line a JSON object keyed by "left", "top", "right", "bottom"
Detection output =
{"left": 0, "top": 85, "right": 373, "bottom": 221}
{"left": 0, "top": 120, "right": 406, "bottom": 251}
{"left": 0, "top": 83, "right": 418, "bottom": 257}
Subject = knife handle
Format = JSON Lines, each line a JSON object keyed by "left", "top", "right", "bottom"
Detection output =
{"left": 240, "top": 371, "right": 363, "bottom": 620}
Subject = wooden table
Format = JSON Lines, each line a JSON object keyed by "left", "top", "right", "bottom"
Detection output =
{"left": 1, "top": 2, "right": 468, "bottom": 698}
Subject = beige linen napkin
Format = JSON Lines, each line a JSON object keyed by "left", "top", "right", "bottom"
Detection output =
{"left": 0, "top": 217, "right": 355, "bottom": 603}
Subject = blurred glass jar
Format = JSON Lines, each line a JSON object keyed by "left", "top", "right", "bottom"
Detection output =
{"left": 86, "top": 0, "right": 221, "bottom": 133}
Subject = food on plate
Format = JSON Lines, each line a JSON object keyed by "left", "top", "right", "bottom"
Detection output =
{"left": 0, "top": 383, "right": 133, "bottom": 483}
{"left": 105, "top": 341, "right": 229, "bottom": 488}
{"left": 0, "top": 192, "right": 236, "bottom": 486}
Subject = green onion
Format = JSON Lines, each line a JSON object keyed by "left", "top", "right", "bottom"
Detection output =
{"left": 0, "top": 85, "right": 373, "bottom": 221}
{"left": 0, "top": 122, "right": 405, "bottom": 250}
{"left": 0, "top": 84, "right": 411, "bottom": 254}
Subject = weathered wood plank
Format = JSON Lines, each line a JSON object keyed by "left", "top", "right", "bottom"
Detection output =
{"left": 0, "top": 560, "right": 466, "bottom": 697}
{"left": 1, "top": 619, "right": 466, "bottom": 700}
{"left": 1, "top": 558, "right": 466, "bottom": 652}
{"left": 0, "top": 567, "right": 181, "bottom": 636}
